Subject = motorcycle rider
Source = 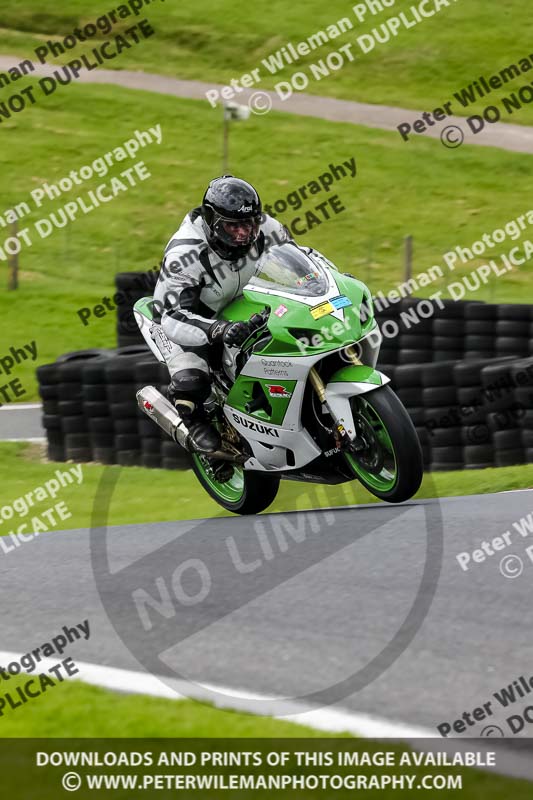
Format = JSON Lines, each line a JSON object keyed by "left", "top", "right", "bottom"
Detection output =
{"left": 152, "top": 175, "right": 292, "bottom": 453}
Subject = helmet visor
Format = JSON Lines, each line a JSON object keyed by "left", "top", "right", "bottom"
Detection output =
{"left": 213, "top": 214, "right": 260, "bottom": 248}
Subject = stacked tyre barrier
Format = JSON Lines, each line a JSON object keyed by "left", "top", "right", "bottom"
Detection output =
{"left": 383, "top": 356, "right": 533, "bottom": 471}
{"left": 374, "top": 297, "right": 532, "bottom": 470}
{"left": 38, "top": 349, "right": 109, "bottom": 463}
{"left": 38, "top": 347, "right": 189, "bottom": 470}
{"left": 37, "top": 277, "right": 533, "bottom": 472}
{"left": 377, "top": 296, "right": 472, "bottom": 365}
{"left": 375, "top": 298, "right": 533, "bottom": 363}
{"left": 39, "top": 348, "right": 533, "bottom": 473}
{"left": 479, "top": 357, "right": 533, "bottom": 466}
{"left": 464, "top": 302, "right": 533, "bottom": 359}
{"left": 115, "top": 270, "right": 159, "bottom": 348}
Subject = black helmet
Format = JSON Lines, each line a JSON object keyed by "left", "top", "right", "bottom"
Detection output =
{"left": 201, "top": 175, "right": 262, "bottom": 261}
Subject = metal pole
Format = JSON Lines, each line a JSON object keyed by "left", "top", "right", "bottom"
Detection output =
{"left": 404, "top": 234, "right": 413, "bottom": 290}
{"left": 7, "top": 220, "right": 18, "bottom": 291}
{"left": 365, "top": 238, "right": 373, "bottom": 286}
{"left": 222, "top": 107, "right": 229, "bottom": 172}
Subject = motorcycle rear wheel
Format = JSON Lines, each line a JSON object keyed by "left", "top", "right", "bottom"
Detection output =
{"left": 342, "top": 385, "right": 423, "bottom": 503}
{"left": 191, "top": 454, "right": 280, "bottom": 515}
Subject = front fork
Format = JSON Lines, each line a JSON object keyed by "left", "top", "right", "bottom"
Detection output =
{"left": 309, "top": 356, "right": 390, "bottom": 450}
{"left": 309, "top": 367, "right": 353, "bottom": 448}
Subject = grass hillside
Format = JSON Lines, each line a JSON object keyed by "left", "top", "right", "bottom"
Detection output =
{"left": 0, "top": 81, "right": 532, "bottom": 396}
{"left": 0, "top": 1, "right": 532, "bottom": 124}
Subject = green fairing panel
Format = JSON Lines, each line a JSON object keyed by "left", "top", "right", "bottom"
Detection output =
{"left": 328, "top": 365, "right": 383, "bottom": 385}
{"left": 133, "top": 296, "right": 155, "bottom": 320}
{"left": 227, "top": 377, "right": 297, "bottom": 424}
{"left": 222, "top": 275, "right": 375, "bottom": 358}
{"left": 332, "top": 271, "right": 369, "bottom": 299}
{"left": 220, "top": 295, "right": 261, "bottom": 323}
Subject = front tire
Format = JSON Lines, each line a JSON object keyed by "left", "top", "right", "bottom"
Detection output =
{"left": 343, "top": 385, "right": 423, "bottom": 503}
{"left": 191, "top": 455, "right": 280, "bottom": 515}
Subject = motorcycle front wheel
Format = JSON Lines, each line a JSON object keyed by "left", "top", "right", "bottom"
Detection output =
{"left": 342, "top": 385, "right": 423, "bottom": 503}
{"left": 191, "top": 454, "right": 280, "bottom": 515}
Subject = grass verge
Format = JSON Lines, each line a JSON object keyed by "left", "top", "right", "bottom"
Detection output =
{"left": 0, "top": 678, "right": 335, "bottom": 738}
{"left": 0, "top": 680, "right": 530, "bottom": 798}
{"left": 0, "top": 442, "right": 531, "bottom": 533}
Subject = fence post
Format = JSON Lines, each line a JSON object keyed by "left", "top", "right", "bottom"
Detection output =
{"left": 7, "top": 220, "right": 18, "bottom": 291}
{"left": 403, "top": 234, "right": 413, "bottom": 291}
{"left": 365, "top": 238, "right": 373, "bottom": 286}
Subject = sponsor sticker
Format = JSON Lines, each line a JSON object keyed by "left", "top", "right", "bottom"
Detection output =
{"left": 310, "top": 295, "right": 352, "bottom": 319}
{"left": 155, "top": 328, "right": 173, "bottom": 353}
{"left": 331, "top": 295, "right": 352, "bottom": 310}
{"left": 296, "top": 270, "right": 320, "bottom": 287}
{"left": 267, "top": 384, "right": 292, "bottom": 398}
{"left": 274, "top": 304, "right": 288, "bottom": 317}
{"left": 310, "top": 301, "right": 335, "bottom": 320}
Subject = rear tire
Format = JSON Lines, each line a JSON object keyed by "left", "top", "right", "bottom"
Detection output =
{"left": 343, "top": 385, "right": 423, "bottom": 503}
{"left": 191, "top": 455, "right": 280, "bottom": 515}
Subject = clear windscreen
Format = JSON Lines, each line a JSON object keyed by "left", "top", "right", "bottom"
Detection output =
{"left": 249, "top": 244, "right": 329, "bottom": 297}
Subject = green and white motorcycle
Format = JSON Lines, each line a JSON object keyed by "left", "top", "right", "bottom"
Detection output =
{"left": 135, "top": 243, "right": 423, "bottom": 515}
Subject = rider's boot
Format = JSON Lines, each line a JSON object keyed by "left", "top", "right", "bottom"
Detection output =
{"left": 173, "top": 399, "right": 221, "bottom": 454}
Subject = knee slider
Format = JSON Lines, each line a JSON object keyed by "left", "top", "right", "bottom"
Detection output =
{"left": 170, "top": 369, "right": 211, "bottom": 403}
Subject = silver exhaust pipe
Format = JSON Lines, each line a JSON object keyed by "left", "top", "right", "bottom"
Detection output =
{"left": 136, "top": 385, "right": 190, "bottom": 449}
{"left": 136, "top": 385, "right": 247, "bottom": 463}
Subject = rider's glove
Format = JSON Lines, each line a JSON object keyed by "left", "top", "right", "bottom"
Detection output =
{"left": 209, "top": 319, "right": 254, "bottom": 347}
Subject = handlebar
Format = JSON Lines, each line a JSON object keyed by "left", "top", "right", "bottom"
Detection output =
{"left": 249, "top": 306, "right": 270, "bottom": 330}
{"left": 239, "top": 307, "right": 271, "bottom": 352}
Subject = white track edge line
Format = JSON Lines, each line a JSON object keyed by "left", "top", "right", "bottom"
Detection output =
{"left": 2, "top": 650, "right": 533, "bottom": 781}
{"left": 2, "top": 437, "right": 46, "bottom": 443}
{"left": 0, "top": 403, "right": 42, "bottom": 411}
{"left": 0, "top": 650, "right": 432, "bottom": 738}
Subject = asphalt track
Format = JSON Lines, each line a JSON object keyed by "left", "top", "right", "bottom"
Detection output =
{"left": 0, "top": 403, "right": 44, "bottom": 440}
{"left": 1, "top": 486, "right": 532, "bottom": 738}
